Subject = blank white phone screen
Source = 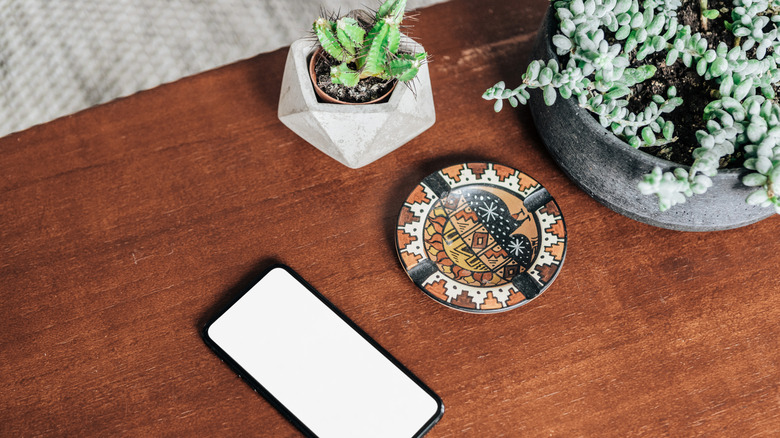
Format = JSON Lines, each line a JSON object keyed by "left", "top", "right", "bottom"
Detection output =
{"left": 207, "top": 267, "right": 441, "bottom": 438}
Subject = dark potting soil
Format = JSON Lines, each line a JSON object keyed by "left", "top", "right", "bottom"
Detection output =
{"left": 626, "top": 0, "right": 748, "bottom": 167}
{"left": 314, "top": 51, "right": 396, "bottom": 104}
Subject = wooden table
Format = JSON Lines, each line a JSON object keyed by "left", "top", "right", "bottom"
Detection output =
{"left": 2, "top": 0, "right": 778, "bottom": 436}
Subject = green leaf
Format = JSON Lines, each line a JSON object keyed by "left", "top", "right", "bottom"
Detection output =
{"left": 622, "top": 68, "right": 641, "bottom": 84}
{"left": 636, "top": 44, "right": 652, "bottom": 60}
{"left": 526, "top": 61, "right": 541, "bottom": 80}
{"left": 614, "top": 0, "right": 631, "bottom": 14}
{"left": 727, "top": 45, "right": 741, "bottom": 60}
{"left": 747, "top": 123, "right": 765, "bottom": 143}
{"left": 757, "top": 138, "right": 775, "bottom": 157}
{"left": 696, "top": 37, "right": 708, "bottom": 54}
{"left": 630, "top": 11, "right": 644, "bottom": 28}
{"left": 756, "top": 156, "right": 772, "bottom": 174}
{"left": 743, "top": 173, "right": 768, "bottom": 186}
{"left": 543, "top": 85, "right": 557, "bottom": 105}
{"left": 538, "top": 67, "right": 553, "bottom": 86}
{"left": 605, "top": 85, "right": 630, "bottom": 99}
{"left": 616, "top": 25, "right": 631, "bottom": 40}
{"left": 494, "top": 99, "right": 504, "bottom": 112}
{"left": 571, "top": 0, "right": 585, "bottom": 15}
{"left": 663, "top": 121, "right": 674, "bottom": 140}
{"left": 625, "top": 34, "right": 638, "bottom": 53}
{"left": 708, "top": 57, "right": 729, "bottom": 77}
{"left": 637, "top": 28, "right": 649, "bottom": 44}
{"left": 584, "top": 0, "right": 595, "bottom": 15}
{"left": 552, "top": 35, "right": 572, "bottom": 51}
{"left": 665, "top": 49, "right": 679, "bottom": 65}
{"left": 716, "top": 42, "right": 728, "bottom": 56}
{"left": 560, "top": 85, "right": 572, "bottom": 99}
{"left": 702, "top": 134, "right": 717, "bottom": 149}
{"left": 652, "top": 35, "right": 665, "bottom": 51}
{"left": 694, "top": 174, "right": 712, "bottom": 189}
{"left": 702, "top": 9, "right": 719, "bottom": 19}
{"left": 642, "top": 126, "right": 656, "bottom": 145}
{"left": 647, "top": 15, "right": 664, "bottom": 35}
{"left": 719, "top": 75, "right": 734, "bottom": 96}
{"left": 696, "top": 58, "right": 708, "bottom": 76}
{"left": 638, "top": 65, "right": 657, "bottom": 80}
{"left": 560, "top": 19, "right": 576, "bottom": 37}
{"left": 663, "top": 17, "right": 678, "bottom": 40}
{"left": 747, "top": 189, "right": 769, "bottom": 204}
{"left": 734, "top": 79, "right": 753, "bottom": 101}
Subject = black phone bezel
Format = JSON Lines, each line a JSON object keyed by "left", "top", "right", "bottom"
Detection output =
{"left": 201, "top": 263, "right": 445, "bottom": 438}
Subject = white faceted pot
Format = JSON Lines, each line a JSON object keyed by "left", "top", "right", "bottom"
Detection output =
{"left": 278, "top": 38, "right": 436, "bottom": 169}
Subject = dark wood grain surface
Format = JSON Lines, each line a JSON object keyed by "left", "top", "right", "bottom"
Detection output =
{"left": 1, "top": 0, "right": 778, "bottom": 436}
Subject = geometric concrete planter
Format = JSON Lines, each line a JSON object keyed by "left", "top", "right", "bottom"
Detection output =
{"left": 278, "top": 38, "right": 436, "bottom": 169}
{"left": 528, "top": 9, "right": 774, "bottom": 231}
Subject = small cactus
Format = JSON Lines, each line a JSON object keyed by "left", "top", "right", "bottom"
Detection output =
{"left": 312, "top": 0, "right": 427, "bottom": 88}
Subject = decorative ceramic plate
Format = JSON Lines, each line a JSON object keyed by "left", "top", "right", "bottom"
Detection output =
{"left": 396, "top": 162, "right": 567, "bottom": 313}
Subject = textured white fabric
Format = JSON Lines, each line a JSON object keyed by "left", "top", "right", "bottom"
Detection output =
{"left": 0, "top": 0, "right": 446, "bottom": 137}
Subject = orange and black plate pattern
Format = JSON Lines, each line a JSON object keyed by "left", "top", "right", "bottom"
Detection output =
{"left": 396, "top": 163, "right": 567, "bottom": 313}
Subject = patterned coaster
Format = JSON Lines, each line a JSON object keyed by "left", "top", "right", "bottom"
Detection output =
{"left": 396, "top": 162, "right": 567, "bottom": 313}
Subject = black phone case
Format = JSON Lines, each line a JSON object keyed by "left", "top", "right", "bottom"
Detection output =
{"left": 201, "top": 263, "right": 445, "bottom": 438}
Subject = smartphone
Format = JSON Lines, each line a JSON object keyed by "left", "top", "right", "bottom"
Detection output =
{"left": 202, "top": 264, "right": 444, "bottom": 438}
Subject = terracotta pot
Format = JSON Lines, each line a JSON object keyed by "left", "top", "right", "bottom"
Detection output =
{"left": 308, "top": 47, "right": 397, "bottom": 105}
{"left": 527, "top": 8, "right": 774, "bottom": 231}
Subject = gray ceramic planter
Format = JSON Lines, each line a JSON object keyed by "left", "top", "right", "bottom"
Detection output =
{"left": 528, "top": 9, "right": 774, "bottom": 231}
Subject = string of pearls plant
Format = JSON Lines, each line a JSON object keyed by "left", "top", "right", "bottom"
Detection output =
{"left": 483, "top": 0, "right": 780, "bottom": 213}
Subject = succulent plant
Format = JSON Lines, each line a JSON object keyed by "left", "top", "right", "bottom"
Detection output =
{"left": 483, "top": 0, "right": 780, "bottom": 214}
{"left": 312, "top": 0, "right": 428, "bottom": 88}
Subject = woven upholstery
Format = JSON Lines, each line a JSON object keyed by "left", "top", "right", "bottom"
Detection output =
{"left": 0, "top": 0, "right": 445, "bottom": 137}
